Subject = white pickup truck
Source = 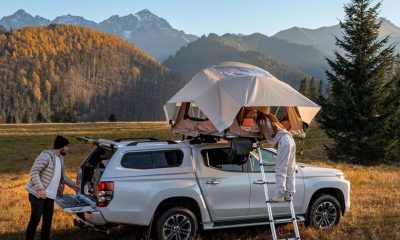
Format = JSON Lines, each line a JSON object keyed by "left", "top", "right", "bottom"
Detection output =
{"left": 56, "top": 137, "right": 350, "bottom": 240}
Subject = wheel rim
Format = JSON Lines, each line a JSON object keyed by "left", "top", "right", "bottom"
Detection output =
{"left": 314, "top": 201, "right": 337, "bottom": 229}
{"left": 162, "top": 214, "right": 192, "bottom": 240}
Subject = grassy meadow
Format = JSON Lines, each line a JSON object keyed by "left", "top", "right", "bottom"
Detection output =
{"left": 0, "top": 122, "right": 399, "bottom": 239}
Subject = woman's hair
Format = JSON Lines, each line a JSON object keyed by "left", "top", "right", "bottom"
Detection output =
{"left": 255, "top": 111, "right": 285, "bottom": 134}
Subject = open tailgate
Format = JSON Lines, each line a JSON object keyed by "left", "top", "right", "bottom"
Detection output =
{"left": 55, "top": 194, "right": 96, "bottom": 213}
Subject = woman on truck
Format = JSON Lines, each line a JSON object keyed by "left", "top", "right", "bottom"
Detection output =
{"left": 255, "top": 112, "right": 297, "bottom": 202}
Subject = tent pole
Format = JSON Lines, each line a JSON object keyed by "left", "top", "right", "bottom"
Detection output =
{"left": 256, "top": 140, "right": 277, "bottom": 240}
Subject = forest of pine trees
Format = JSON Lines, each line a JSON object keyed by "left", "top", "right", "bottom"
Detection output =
{"left": 298, "top": 77, "right": 321, "bottom": 101}
{"left": 0, "top": 24, "right": 176, "bottom": 123}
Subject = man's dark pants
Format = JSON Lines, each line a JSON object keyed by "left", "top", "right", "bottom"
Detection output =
{"left": 26, "top": 193, "right": 54, "bottom": 240}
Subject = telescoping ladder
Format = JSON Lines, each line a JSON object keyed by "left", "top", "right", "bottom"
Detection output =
{"left": 256, "top": 141, "right": 301, "bottom": 240}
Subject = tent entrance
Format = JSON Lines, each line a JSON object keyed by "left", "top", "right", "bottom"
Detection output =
{"left": 171, "top": 103, "right": 306, "bottom": 139}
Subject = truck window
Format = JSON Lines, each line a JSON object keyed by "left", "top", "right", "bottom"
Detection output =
{"left": 201, "top": 148, "right": 247, "bottom": 172}
{"left": 250, "top": 149, "right": 276, "bottom": 172}
{"left": 121, "top": 150, "right": 183, "bottom": 169}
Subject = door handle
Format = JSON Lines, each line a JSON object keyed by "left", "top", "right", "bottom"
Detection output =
{"left": 253, "top": 179, "right": 264, "bottom": 185}
{"left": 252, "top": 179, "right": 276, "bottom": 185}
{"left": 205, "top": 179, "right": 220, "bottom": 185}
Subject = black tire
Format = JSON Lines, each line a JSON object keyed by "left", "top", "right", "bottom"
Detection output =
{"left": 306, "top": 194, "right": 342, "bottom": 229}
{"left": 155, "top": 207, "right": 198, "bottom": 240}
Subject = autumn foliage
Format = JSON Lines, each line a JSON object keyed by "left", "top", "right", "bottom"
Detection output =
{"left": 0, "top": 24, "right": 173, "bottom": 123}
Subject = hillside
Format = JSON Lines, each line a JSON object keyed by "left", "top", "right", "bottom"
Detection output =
{"left": 0, "top": 25, "right": 176, "bottom": 123}
{"left": 215, "top": 33, "right": 329, "bottom": 81}
{"left": 163, "top": 34, "right": 312, "bottom": 88}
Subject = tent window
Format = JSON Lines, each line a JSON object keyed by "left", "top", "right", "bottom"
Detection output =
{"left": 201, "top": 148, "right": 247, "bottom": 172}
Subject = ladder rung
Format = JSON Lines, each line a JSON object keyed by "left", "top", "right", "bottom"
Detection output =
{"left": 278, "top": 238, "right": 300, "bottom": 240}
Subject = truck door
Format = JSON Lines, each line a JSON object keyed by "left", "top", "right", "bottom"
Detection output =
{"left": 247, "top": 148, "right": 304, "bottom": 217}
{"left": 196, "top": 147, "right": 251, "bottom": 221}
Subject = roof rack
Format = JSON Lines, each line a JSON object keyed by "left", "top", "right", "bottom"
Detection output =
{"left": 126, "top": 139, "right": 178, "bottom": 146}
{"left": 113, "top": 137, "right": 158, "bottom": 142}
{"left": 76, "top": 136, "right": 178, "bottom": 149}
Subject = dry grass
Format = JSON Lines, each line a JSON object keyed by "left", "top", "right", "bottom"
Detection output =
{"left": 0, "top": 122, "right": 399, "bottom": 239}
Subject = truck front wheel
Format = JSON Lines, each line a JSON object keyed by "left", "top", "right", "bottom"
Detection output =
{"left": 306, "top": 194, "right": 342, "bottom": 229}
{"left": 155, "top": 207, "right": 198, "bottom": 240}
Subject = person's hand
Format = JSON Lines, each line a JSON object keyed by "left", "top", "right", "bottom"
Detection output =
{"left": 37, "top": 189, "right": 46, "bottom": 199}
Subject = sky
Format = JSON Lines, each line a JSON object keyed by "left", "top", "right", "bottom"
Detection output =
{"left": 0, "top": 0, "right": 399, "bottom": 36}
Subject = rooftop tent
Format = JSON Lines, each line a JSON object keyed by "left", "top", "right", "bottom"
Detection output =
{"left": 164, "top": 62, "right": 321, "bottom": 137}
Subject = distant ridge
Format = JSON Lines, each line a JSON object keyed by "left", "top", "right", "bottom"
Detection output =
{"left": 274, "top": 18, "right": 400, "bottom": 54}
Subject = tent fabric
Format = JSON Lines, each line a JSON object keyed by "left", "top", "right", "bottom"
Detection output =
{"left": 171, "top": 102, "right": 218, "bottom": 136}
{"left": 237, "top": 108, "right": 260, "bottom": 133}
{"left": 286, "top": 107, "right": 306, "bottom": 137}
{"left": 165, "top": 62, "right": 321, "bottom": 135}
{"left": 171, "top": 104, "right": 263, "bottom": 138}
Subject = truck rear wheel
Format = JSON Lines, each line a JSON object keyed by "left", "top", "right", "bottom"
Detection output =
{"left": 155, "top": 207, "right": 198, "bottom": 240}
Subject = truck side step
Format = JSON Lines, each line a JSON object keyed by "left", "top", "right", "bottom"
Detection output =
{"left": 204, "top": 216, "right": 305, "bottom": 230}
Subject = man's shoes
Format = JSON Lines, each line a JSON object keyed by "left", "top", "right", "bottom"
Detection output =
{"left": 284, "top": 192, "right": 294, "bottom": 201}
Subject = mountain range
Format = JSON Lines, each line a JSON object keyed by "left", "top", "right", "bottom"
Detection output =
{"left": 2, "top": 9, "right": 400, "bottom": 61}
{"left": 0, "top": 9, "right": 197, "bottom": 61}
{"left": 1, "top": 9, "right": 399, "bottom": 70}
{"left": 274, "top": 18, "right": 400, "bottom": 56}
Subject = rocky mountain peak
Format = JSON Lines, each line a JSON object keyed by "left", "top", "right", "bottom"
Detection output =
{"left": 0, "top": 9, "right": 50, "bottom": 29}
{"left": 133, "top": 9, "right": 171, "bottom": 29}
{"left": 14, "top": 9, "right": 29, "bottom": 16}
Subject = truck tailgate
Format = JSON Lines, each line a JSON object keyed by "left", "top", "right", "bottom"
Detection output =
{"left": 55, "top": 194, "right": 96, "bottom": 213}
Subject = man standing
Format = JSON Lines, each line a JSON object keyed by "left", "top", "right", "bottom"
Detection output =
{"left": 25, "top": 135, "right": 78, "bottom": 240}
